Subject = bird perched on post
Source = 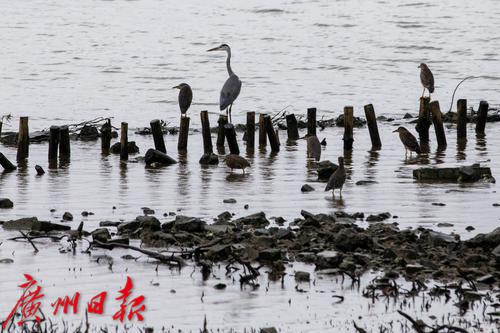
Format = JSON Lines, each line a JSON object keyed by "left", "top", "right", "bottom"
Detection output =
{"left": 224, "top": 154, "right": 250, "bottom": 173}
{"left": 173, "top": 83, "right": 192, "bottom": 117}
{"left": 207, "top": 44, "right": 242, "bottom": 124}
{"left": 418, "top": 63, "right": 434, "bottom": 98}
{"left": 325, "top": 156, "right": 346, "bottom": 198}
{"left": 393, "top": 126, "right": 421, "bottom": 156}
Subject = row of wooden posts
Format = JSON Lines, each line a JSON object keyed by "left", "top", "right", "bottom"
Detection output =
{"left": 0, "top": 98, "right": 491, "bottom": 171}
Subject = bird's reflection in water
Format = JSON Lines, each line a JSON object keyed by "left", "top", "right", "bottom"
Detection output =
{"left": 226, "top": 172, "right": 249, "bottom": 182}
{"left": 366, "top": 149, "right": 379, "bottom": 168}
{"left": 456, "top": 139, "right": 467, "bottom": 161}
{"left": 326, "top": 195, "right": 345, "bottom": 208}
{"left": 420, "top": 142, "right": 430, "bottom": 154}
{"left": 434, "top": 147, "right": 446, "bottom": 164}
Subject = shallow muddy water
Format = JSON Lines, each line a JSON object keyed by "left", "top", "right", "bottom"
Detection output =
{"left": 1, "top": 0, "right": 500, "bottom": 331}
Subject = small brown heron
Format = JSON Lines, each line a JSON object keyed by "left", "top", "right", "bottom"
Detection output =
{"left": 418, "top": 63, "right": 434, "bottom": 98}
{"left": 393, "top": 126, "right": 421, "bottom": 156}
{"left": 173, "top": 83, "right": 192, "bottom": 117}
{"left": 225, "top": 154, "right": 250, "bottom": 173}
{"left": 325, "top": 156, "right": 346, "bottom": 197}
{"left": 307, "top": 135, "right": 321, "bottom": 161}
{"left": 207, "top": 44, "right": 242, "bottom": 124}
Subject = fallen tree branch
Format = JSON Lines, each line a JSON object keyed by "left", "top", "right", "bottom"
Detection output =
{"left": 19, "top": 231, "right": 39, "bottom": 253}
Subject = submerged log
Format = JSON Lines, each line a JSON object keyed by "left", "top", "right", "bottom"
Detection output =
{"left": 286, "top": 114, "right": 300, "bottom": 140}
{"left": 145, "top": 149, "right": 177, "bottom": 166}
{"left": 413, "top": 164, "right": 494, "bottom": 182}
{"left": 0, "top": 153, "right": 17, "bottom": 171}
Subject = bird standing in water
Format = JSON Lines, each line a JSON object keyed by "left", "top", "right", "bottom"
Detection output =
{"left": 419, "top": 63, "right": 434, "bottom": 98}
{"left": 173, "top": 83, "right": 192, "bottom": 117}
{"left": 325, "top": 156, "right": 346, "bottom": 198}
{"left": 225, "top": 154, "right": 250, "bottom": 174}
{"left": 393, "top": 126, "right": 421, "bottom": 156}
{"left": 207, "top": 44, "right": 242, "bottom": 124}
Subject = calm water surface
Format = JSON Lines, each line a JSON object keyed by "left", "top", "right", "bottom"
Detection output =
{"left": 1, "top": 0, "right": 500, "bottom": 331}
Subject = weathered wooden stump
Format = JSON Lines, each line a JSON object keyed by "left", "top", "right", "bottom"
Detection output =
{"left": 246, "top": 112, "right": 255, "bottom": 152}
{"left": 263, "top": 115, "right": 279, "bottom": 152}
{"left": 430, "top": 101, "right": 447, "bottom": 148}
{"left": 120, "top": 122, "right": 129, "bottom": 161}
{"left": 48, "top": 125, "right": 60, "bottom": 162}
{"left": 150, "top": 119, "right": 166, "bottom": 154}
{"left": 363, "top": 104, "right": 381, "bottom": 149}
{"left": 0, "top": 153, "right": 17, "bottom": 171}
{"left": 475, "top": 101, "right": 488, "bottom": 136}
{"left": 259, "top": 114, "right": 267, "bottom": 148}
{"left": 216, "top": 115, "right": 227, "bottom": 148}
{"left": 178, "top": 116, "right": 190, "bottom": 151}
{"left": 415, "top": 97, "right": 431, "bottom": 144}
{"left": 59, "top": 126, "right": 71, "bottom": 160}
{"left": 285, "top": 114, "right": 300, "bottom": 140}
{"left": 307, "top": 107, "right": 316, "bottom": 137}
{"left": 35, "top": 165, "right": 45, "bottom": 175}
{"left": 457, "top": 99, "right": 467, "bottom": 141}
{"left": 0, "top": 121, "right": 3, "bottom": 137}
{"left": 224, "top": 124, "right": 240, "bottom": 155}
{"left": 199, "top": 111, "right": 218, "bottom": 165}
{"left": 100, "top": 120, "right": 112, "bottom": 154}
{"left": 145, "top": 149, "right": 177, "bottom": 166}
{"left": 343, "top": 106, "right": 354, "bottom": 150}
{"left": 16, "top": 117, "right": 29, "bottom": 161}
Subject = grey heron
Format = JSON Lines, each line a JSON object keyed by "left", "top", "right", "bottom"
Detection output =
{"left": 207, "top": 44, "right": 242, "bottom": 123}
{"left": 173, "top": 83, "right": 192, "bottom": 117}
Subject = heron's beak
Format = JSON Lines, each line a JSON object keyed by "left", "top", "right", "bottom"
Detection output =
{"left": 207, "top": 46, "right": 220, "bottom": 52}
{"left": 172, "top": 85, "right": 180, "bottom": 89}
{"left": 392, "top": 129, "right": 398, "bottom": 133}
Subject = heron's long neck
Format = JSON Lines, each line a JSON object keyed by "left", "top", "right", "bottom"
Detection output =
{"left": 225, "top": 48, "right": 234, "bottom": 76}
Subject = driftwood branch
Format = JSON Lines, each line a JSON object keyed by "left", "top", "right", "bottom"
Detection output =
{"left": 19, "top": 231, "right": 39, "bottom": 253}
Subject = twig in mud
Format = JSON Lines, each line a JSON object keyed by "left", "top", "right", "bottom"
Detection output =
{"left": 19, "top": 231, "right": 39, "bottom": 253}
{"left": 353, "top": 321, "right": 367, "bottom": 333}
{"left": 92, "top": 240, "right": 184, "bottom": 268}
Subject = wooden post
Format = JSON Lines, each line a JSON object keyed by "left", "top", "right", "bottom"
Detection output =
{"left": 285, "top": 114, "right": 300, "bottom": 140}
{"left": 457, "top": 99, "right": 467, "bottom": 141}
{"left": 48, "top": 126, "right": 60, "bottom": 164}
{"left": 0, "top": 153, "right": 17, "bottom": 171}
{"left": 120, "top": 122, "right": 128, "bottom": 161}
{"left": 145, "top": 149, "right": 177, "bottom": 165}
{"left": 224, "top": 124, "right": 240, "bottom": 155}
{"left": 275, "top": 129, "right": 280, "bottom": 146}
{"left": 475, "top": 101, "right": 488, "bottom": 136}
{"left": 415, "top": 97, "right": 431, "bottom": 143}
{"left": 150, "top": 119, "right": 166, "bottom": 154}
{"left": 35, "top": 164, "right": 45, "bottom": 175}
{"left": 363, "top": 104, "right": 381, "bottom": 149}
{"left": 178, "top": 116, "right": 190, "bottom": 151}
{"left": 200, "top": 111, "right": 213, "bottom": 154}
{"left": 101, "top": 120, "right": 111, "bottom": 154}
{"left": 246, "top": 112, "right": 255, "bottom": 152}
{"left": 307, "top": 107, "right": 316, "bottom": 137}
{"left": 343, "top": 106, "right": 354, "bottom": 150}
{"left": 0, "top": 121, "right": 3, "bottom": 138}
{"left": 259, "top": 114, "right": 267, "bottom": 147}
{"left": 16, "top": 117, "right": 29, "bottom": 161}
{"left": 430, "top": 101, "right": 447, "bottom": 148}
{"left": 59, "top": 126, "right": 71, "bottom": 160}
{"left": 216, "top": 115, "right": 227, "bottom": 148}
{"left": 264, "top": 115, "right": 279, "bottom": 152}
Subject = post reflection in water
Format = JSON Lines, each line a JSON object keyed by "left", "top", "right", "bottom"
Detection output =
{"left": 456, "top": 138, "right": 467, "bottom": 161}
{"left": 434, "top": 147, "right": 446, "bottom": 164}
{"left": 475, "top": 134, "right": 487, "bottom": 156}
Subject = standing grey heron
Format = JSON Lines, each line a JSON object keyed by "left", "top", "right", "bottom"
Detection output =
{"left": 418, "top": 63, "right": 434, "bottom": 98}
{"left": 207, "top": 44, "right": 242, "bottom": 124}
{"left": 173, "top": 83, "right": 192, "bottom": 117}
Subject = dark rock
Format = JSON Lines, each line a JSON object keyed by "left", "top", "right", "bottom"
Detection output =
{"left": 117, "top": 221, "right": 140, "bottom": 234}
{"left": 35, "top": 165, "right": 45, "bottom": 176}
{"left": 355, "top": 180, "right": 378, "bottom": 186}
{"left": 437, "top": 222, "right": 453, "bottom": 227}
{"left": 335, "top": 114, "right": 366, "bottom": 127}
{"left": 223, "top": 198, "right": 237, "bottom": 204}
{"left": 317, "top": 160, "right": 338, "bottom": 181}
{"left": 2, "top": 217, "right": 40, "bottom": 230}
{"left": 403, "top": 113, "right": 413, "bottom": 119}
{"left": 315, "top": 250, "right": 343, "bottom": 269}
{"left": 432, "top": 203, "right": 446, "bottom": 206}
{"left": 37, "top": 221, "right": 71, "bottom": 232}
{"left": 91, "top": 228, "right": 111, "bottom": 242}
{"left": 174, "top": 216, "right": 206, "bottom": 232}
{"left": 260, "top": 328, "right": 278, "bottom": 333}
{"left": 276, "top": 228, "right": 295, "bottom": 240}
{"left": 366, "top": 212, "right": 391, "bottom": 222}
{"left": 216, "top": 211, "right": 232, "bottom": 223}
{"left": 206, "top": 244, "right": 232, "bottom": 261}
{"left": 142, "top": 231, "right": 177, "bottom": 247}
{"left": 199, "top": 153, "right": 219, "bottom": 165}
{"left": 205, "top": 224, "right": 232, "bottom": 234}
{"left": 466, "top": 227, "right": 500, "bottom": 249}
{"left": 0, "top": 198, "right": 13, "bottom": 209}
{"left": 274, "top": 216, "right": 286, "bottom": 225}
{"left": 258, "top": 248, "right": 282, "bottom": 262}
{"left": 142, "top": 207, "right": 155, "bottom": 215}
{"left": 334, "top": 228, "right": 373, "bottom": 251}
{"left": 301, "top": 184, "right": 315, "bottom": 192}
{"left": 294, "top": 271, "right": 310, "bottom": 282}
{"left": 110, "top": 141, "right": 139, "bottom": 154}
{"left": 413, "top": 164, "right": 494, "bottom": 183}
{"left": 465, "top": 226, "right": 475, "bottom": 232}
{"left": 99, "top": 221, "right": 121, "bottom": 227}
{"left": 234, "top": 212, "right": 270, "bottom": 228}
{"left": 62, "top": 212, "right": 73, "bottom": 221}
{"left": 214, "top": 283, "right": 227, "bottom": 290}
{"left": 136, "top": 216, "right": 161, "bottom": 231}
{"left": 244, "top": 204, "right": 249, "bottom": 209}
{"left": 0, "top": 258, "right": 14, "bottom": 264}
{"left": 406, "top": 264, "right": 424, "bottom": 274}
{"left": 79, "top": 125, "right": 99, "bottom": 140}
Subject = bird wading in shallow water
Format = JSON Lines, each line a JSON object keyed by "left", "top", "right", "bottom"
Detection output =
{"left": 325, "top": 156, "right": 346, "bottom": 198}
{"left": 419, "top": 63, "right": 434, "bottom": 98}
{"left": 173, "top": 83, "right": 192, "bottom": 117}
{"left": 207, "top": 44, "right": 242, "bottom": 124}
{"left": 224, "top": 154, "right": 250, "bottom": 174}
{"left": 393, "top": 126, "right": 421, "bottom": 156}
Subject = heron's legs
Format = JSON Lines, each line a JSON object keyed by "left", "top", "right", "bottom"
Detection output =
{"left": 339, "top": 188, "right": 343, "bottom": 198}
{"left": 332, "top": 190, "right": 335, "bottom": 198}
{"left": 229, "top": 104, "right": 233, "bottom": 124}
